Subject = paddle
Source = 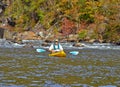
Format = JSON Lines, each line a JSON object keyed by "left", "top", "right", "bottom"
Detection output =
{"left": 69, "top": 51, "right": 79, "bottom": 55}
{"left": 36, "top": 48, "right": 79, "bottom": 55}
{"left": 36, "top": 48, "right": 46, "bottom": 52}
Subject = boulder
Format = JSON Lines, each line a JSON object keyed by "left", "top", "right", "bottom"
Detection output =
{"left": 3, "top": 29, "right": 14, "bottom": 40}
{"left": 73, "top": 42, "right": 84, "bottom": 47}
{"left": 19, "top": 31, "right": 38, "bottom": 40}
{"left": 41, "top": 42, "right": 50, "bottom": 46}
{"left": 68, "top": 34, "right": 79, "bottom": 42}
{"left": 115, "top": 41, "right": 120, "bottom": 45}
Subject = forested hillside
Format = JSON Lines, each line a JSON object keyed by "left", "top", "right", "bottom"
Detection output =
{"left": 0, "top": 0, "right": 120, "bottom": 43}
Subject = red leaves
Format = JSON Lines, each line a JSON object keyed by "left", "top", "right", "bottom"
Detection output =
{"left": 61, "top": 18, "right": 76, "bottom": 36}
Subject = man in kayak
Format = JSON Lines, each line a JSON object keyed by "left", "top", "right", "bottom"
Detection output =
{"left": 49, "top": 39, "right": 63, "bottom": 53}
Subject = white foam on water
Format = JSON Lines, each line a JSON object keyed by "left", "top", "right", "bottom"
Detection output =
{"left": 0, "top": 39, "right": 25, "bottom": 48}
{"left": 98, "top": 85, "right": 117, "bottom": 87}
{"left": 0, "top": 39, "right": 120, "bottom": 50}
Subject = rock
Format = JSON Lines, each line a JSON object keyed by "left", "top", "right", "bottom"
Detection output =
{"left": 41, "top": 42, "right": 50, "bottom": 46}
{"left": 98, "top": 39, "right": 104, "bottom": 43}
{"left": 44, "top": 39, "right": 52, "bottom": 43}
{"left": 115, "top": 41, "right": 120, "bottom": 45}
{"left": 23, "top": 43, "right": 33, "bottom": 48}
{"left": 88, "top": 39, "right": 96, "bottom": 43}
{"left": 67, "top": 39, "right": 76, "bottom": 42}
{"left": 88, "top": 39, "right": 104, "bottom": 43}
{"left": 73, "top": 43, "right": 84, "bottom": 47}
{"left": 3, "top": 29, "right": 14, "bottom": 40}
{"left": 20, "top": 31, "right": 38, "bottom": 40}
{"left": 68, "top": 34, "right": 79, "bottom": 42}
{"left": 38, "top": 31, "right": 44, "bottom": 38}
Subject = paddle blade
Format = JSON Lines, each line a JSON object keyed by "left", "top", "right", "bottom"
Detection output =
{"left": 70, "top": 51, "right": 79, "bottom": 55}
{"left": 36, "top": 49, "right": 46, "bottom": 52}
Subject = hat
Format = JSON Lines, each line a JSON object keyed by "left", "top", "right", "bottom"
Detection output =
{"left": 55, "top": 39, "right": 58, "bottom": 42}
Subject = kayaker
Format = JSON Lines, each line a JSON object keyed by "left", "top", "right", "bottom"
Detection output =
{"left": 49, "top": 39, "right": 63, "bottom": 53}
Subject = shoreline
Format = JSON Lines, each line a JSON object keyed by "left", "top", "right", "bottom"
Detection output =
{"left": 0, "top": 39, "right": 120, "bottom": 50}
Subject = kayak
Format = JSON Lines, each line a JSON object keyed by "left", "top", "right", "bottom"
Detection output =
{"left": 49, "top": 51, "right": 66, "bottom": 57}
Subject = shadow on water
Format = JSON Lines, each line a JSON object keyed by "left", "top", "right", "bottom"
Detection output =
{"left": 0, "top": 47, "right": 120, "bottom": 87}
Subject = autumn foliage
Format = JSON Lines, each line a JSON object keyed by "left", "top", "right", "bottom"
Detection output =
{"left": 61, "top": 18, "right": 76, "bottom": 36}
{"left": 1, "top": 0, "right": 120, "bottom": 42}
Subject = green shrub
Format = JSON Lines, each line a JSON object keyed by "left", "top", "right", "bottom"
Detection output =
{"left": 79, "top": 13, "right": 94, "bottom": 23}
{"left": 78, "top": 30, "right": 87, "bottom": 39}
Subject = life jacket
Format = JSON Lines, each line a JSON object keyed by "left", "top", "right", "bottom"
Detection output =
{"left": 53, "top": 43, "right": 60, "bottom": 50}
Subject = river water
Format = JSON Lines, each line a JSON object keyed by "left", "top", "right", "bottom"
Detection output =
{"left": 0, "top": 39, "right": 120, "bottom": 87}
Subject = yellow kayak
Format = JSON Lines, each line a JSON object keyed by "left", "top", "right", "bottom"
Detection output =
{"left": 49, "top": 51, "right": 66, "bottom": 57}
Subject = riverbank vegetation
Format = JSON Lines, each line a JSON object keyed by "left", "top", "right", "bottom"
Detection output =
{"left": 0, "top": 0, "right": 120, "bottom": 43}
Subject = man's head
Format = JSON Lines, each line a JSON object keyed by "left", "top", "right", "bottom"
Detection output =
{"left": 55, "top": 39, "right": 59, "bottom": 44}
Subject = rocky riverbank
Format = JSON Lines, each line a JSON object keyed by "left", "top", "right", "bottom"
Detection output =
{"left": 0, "top": 23, "right": 120, "bottom": 48}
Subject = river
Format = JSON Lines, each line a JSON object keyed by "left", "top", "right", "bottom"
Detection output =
{"left": 0, "top": 39, "right": 120, "bottom": 87}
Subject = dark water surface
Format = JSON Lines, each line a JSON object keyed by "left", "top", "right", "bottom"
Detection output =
{"left": 0, "top": 47, "right": 120, "bottom": 87}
